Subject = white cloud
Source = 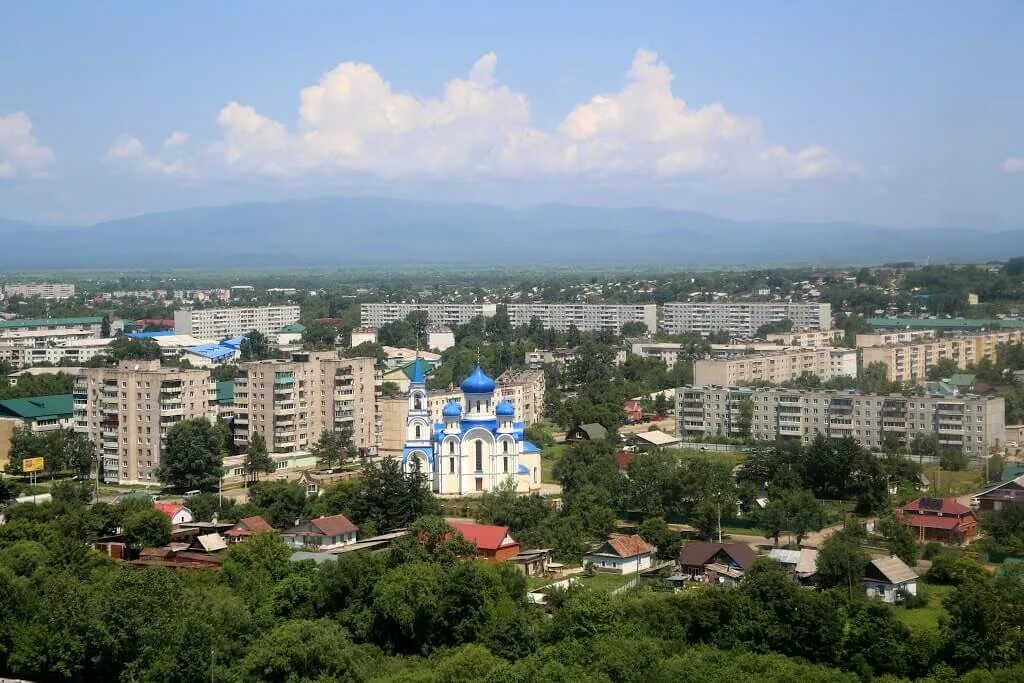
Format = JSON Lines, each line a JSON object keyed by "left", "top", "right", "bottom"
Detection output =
{"left": 163, "top": 131, "right": 189, "bottom": 149}
{"left": 0, "top": 112, "right": 54, "bottom": 179}
{"left": 197, "top": 49, "right": 844, "bottom": 183}
{"left": 1002, "top": 157, "right": 1024, "bottom": 174}
{"left": 105, "top": 134, "right": 194, "bottom": 177}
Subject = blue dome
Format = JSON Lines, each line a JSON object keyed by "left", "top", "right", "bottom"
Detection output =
{"left": 460, "top": 364, "right": 496, "bottom": 394}
{"left": 496, "top": 400, "right": 515, "bottom": 417}
{"left": 442, "top": 400, "right": 462, "bottom": 417}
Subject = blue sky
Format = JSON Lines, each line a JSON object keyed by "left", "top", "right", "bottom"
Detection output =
{"left": 1, "top": 1, "right": 1022, "bottom": 227}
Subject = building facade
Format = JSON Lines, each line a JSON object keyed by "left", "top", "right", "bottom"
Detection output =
{"left": 765, "top": 329, "right": 844, "bottom": 347}
{"left": 173, "top": 305, "right": 301, "bottom": 339}
{"left": 693, "top": 348, "right": 857, "bottom": 386}
{"left": 423, "top": 369, "right": 545, "bottom": 427}
{"left": 855, "top": 330, "right": 935, "bottom": 348}
{"left": 660, "top": 302, "right": 832, "bottom": 337}
{"left": 676, "top": 385, "right": 1004, "bottom": 456}
{"left": 233, "top": 351, "right": 380, "bottom": 454}
{"left": 506, "top": 303, "right": 658, "bottom": 333}
{"left": 401, "top": 361, "right": 541, "bottom": 495}
{"left": 860, "top": 330, "right": 1024, "bottom": 384}
{"left": 2, "top": 283, "right": 76, "bottom": 300}
{"left": 0, "top": 316, "right": 104, "bottom": 344}
{"left": 360, "top": 303, "right": 497, "bottom": 328}
{"left": 73, "top": 361, "right": 216, "bottom": 485}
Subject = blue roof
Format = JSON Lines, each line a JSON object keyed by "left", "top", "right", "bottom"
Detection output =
{"left": 522, "top": 440, "right": 540, "bottom": 454}
{"left": 409, "top": 357, "right": 428, "bottom": 385}
{"left": 220, "top": 336, "right": 245, "bottom": 349}
{"left": 461, "top": 364, "right": 496, "bottom": 394}
{"left": 188, "top": 343, "right": 236, "bottom": 361}
{"left": 442, "top": 400, "right": 462, "bottom": 417}
{"left": 518, "top": 464, "right": 530, "bottom": 474}
{"left": 496, "top": 400, "right": 515, "bottom": 416}
{"left": 126, "top": 331, "right": 174, "bottom": 338}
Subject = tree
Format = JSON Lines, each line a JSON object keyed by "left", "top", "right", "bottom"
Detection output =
{"left": 107, "top": 336, "right": 161, "bottom": 362}
{"left": 156, "top": 418, "right": 224, "bottom": 492}
{"left": 927, "top": 357, "right": 961, "bottom": 381}
{"left": 877, "top": 513, "right": 918, "bottom": 565}
{"left": 123, "top": 508, "right": 172, "bottom": 549}
{"left": 239, "top": 330, "right": 271, "bottom": 360}
{"left": 620, "top": 321, "right": 648, "bottom": 337}
{"left": 243, "top": 432, "right": 274, "bottom": 485}
{"left": 757, "top": 496, "right": 790, "bottom": 547}
{"left": 639, "top": 516, "right": 681, "bottom": 559}
{"left": 247, "top": 480, "right": 307, "bottom": 528}
{"left": 736, "top": 397, "right": 753, "bottom": 439}
{"left": 310, "top": 426, "right": 353, "bottom": 471}
{"left": 816, "top": 528, "right": 868, "bottom": 595}
{"left": 228, "top": 619, "right": 375, "bottom": 682}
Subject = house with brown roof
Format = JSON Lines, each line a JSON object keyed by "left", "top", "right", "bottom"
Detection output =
{"left": 584, "top": 534, "right": 655, "bottom": 574}
{"left": 899, "top": 497, "right": 978, "bottom": 544}
{"left": 972, "top": 475, "right": 1024, "bottom": 512}
{"left": 224, "top": 515, "right": 275, "bottom": 543}
{"left": 864, "top": 555, "right": 918, "bottom": 603}
{"left": 678, "top": 541, "right": 757, "bottom": 584}
{"left": 282, "top": 514, "right": 359, "bottom": 551}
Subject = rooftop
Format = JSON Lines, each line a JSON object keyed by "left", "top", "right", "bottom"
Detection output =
{"left": 0, "top": 394, "right": 74, "bottom": 420}
{"left": 0, "top": 316, "right": 103, "bottom": 330}
{"left": 449, "top": 521, "right": 518, "bottom": 551}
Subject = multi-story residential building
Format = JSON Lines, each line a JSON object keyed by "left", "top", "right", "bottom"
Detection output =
{"left": 423, "top": 369, "right": 546, "bottom": 426}
{"left": 693, "top": 348, "right": 857, "bottom": 386}
{"left": 173, "top": 305, "right": 300, "bottom": 339}
{"left": 0, "top": 316, "right": 104, "bottom": 344}
{"left": 766, "top": 329, "right": 844, "bottom": 347}
{"left": 74, "top": 361, "right": 216, "bottom": 485}
{"left": 675, "top": 385, "right": 1004, "bottom": 456}
{"left": 0, "top": 394, "right": 75, "bottom": 469}
{"left": 2, "top": 282, "right": 76, "bottom": 300}
{"left": 350, "top": 327, "right": 378, "bottom": 347}
{"left": 233, "top": 352, "right": 381, "bottom": 454}
{"left": 855, "top": 330, "right": 935, "bottom": 348}
{"left": 506, "top": 303, "right": 658, "bottom": 333}
{"left": 660, "top": 302, "right": 832, "bottom": 337}
{"left": 360, "top": 303, "right": 497, "bottom": 328}
{"left": 0, "top": 337, "right": 115, "bottom": 368}
{"left": 525, "top": 347, "right": 579, "bottom": 370}
{"left": 860, "top": 330, "right": 1024, "bottom": 383}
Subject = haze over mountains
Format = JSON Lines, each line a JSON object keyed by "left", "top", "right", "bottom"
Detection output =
{"left": 1, "top": 197, "right": 1021, "bottom": 268}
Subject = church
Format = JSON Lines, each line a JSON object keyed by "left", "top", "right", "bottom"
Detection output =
{"left": 401, "top": 358, "right": 542, "bottom": 495}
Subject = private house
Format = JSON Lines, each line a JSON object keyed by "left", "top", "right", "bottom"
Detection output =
{"left": 624, "top": 400, "right": 643, "bottom": 423}
{"left": 584, "top": 534, "right": 655, "bottom": 574}
{"left": 972, "top": 475, "right": 1024, "bottom": 511}
{"left": 188, "top": 533, "right": 228, "bottom": 553}
{"left": 282, "top": 514, "right": 359, "bottom": 551}
{"left": 614, "top": 451, "right": 635, "bottom": 475}
{"left": 154, "top": 502, "right": 194, "bottom": 525}
{"left": 678, "top": 541, "right": 757, "bottom": 583}
{"left": 633, "top": 430, "right": 681, "bottom": 448}
{"left": 449, "top": 521, "right": 520, "bottom": 561}
{"left": 864, "top": 556, "right": 919, "bottom": 603}
{"left": 511, "top": 549, "right": 552, "bottom": 576}
{"left": 224, "top": 515, "right": 274, "bottom": 543}
{"left": 296, "top": 470, "right": 350, "bottom": 497}
{"left": 767, "top": 547, "right": 819, "bottom": 583}
{"left": 566, "top": 423, "right": 608, "bottom": 444}
{"left": 899, "top": 497, "right": 978, "bottom": 544}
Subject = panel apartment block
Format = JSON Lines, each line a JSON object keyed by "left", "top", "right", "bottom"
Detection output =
{"left": 74, "top": 360, "right": 215, "bottom": 485}
{"left": 660, "top": 302, "right": 832, "bottom": 337}
{"left": 3, "top": 282, "right": 76, "bottom": 300}
{"left": 860, "top": 330, "right": 1024, "bottom": 383}
{"left": 233, "top": 352, "right": 381, "bottom": 454}
{"left": 676, "top": 385, "right": 1003, "bottom": 456}
{"left": 505, "top": 303, "right": 658, "bottom": 333}
{"left": 360, "top": 303, "right": 497, "bottom": 328}
{"left": 693, "top": 348, "right": 857, "bottom": 386}
{"left": 174, "top": 305, "right": 300, "bottom": 339}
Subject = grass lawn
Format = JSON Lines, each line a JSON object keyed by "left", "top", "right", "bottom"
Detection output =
{"left": 575, "top": 572, "right": 638, "bottom": 592}
{"left": 670, "top": 448, "right": 746, "bottom": 468}
{"left": 525, "top": 576, "right": 555, "bottom": 592}
{"left": 920, "top": 465, "right": 983, "bottom": 497}
{"left": 894, "top": 583, "right": 953, "bottom": 635}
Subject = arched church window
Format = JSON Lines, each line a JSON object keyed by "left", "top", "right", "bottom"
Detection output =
{"left": 475, "top": 441, "right": 483, "bottom": 472}
{"left": 502, "top": 440, "right": 509, "bottom": 453}
{"left": 533, "top": 467, "right": 538, "bottom": 484}
{"left": 414, "top": 396, "right": 421, "bottom": 410}
{"left": 449, "top": 457, "right": 455, "bottom": 474}
{"left": 503, "top": 456, "right": 508, "bottom": 473}
{"left": 476, "top": 400, "right": 481, "bottom": 412}
{"left": 415, "top": 425, "right": 421, "bottom": 439}
{"left": 449, "top": 440, "right": 455, "bottom": 454}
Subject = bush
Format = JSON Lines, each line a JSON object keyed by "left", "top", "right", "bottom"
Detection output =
{"left": 898, "top": 583, "right": 929, "bottom": 608}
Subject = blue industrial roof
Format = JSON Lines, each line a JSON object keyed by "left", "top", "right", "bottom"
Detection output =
{"left": 126, "top": 331, "right": 175, "bottom": 338}
{"left": 219, "top": 336, "right": 246, "bottom": 349}
{"left": 188, "top": 343, "right": 236, "bottom": 361}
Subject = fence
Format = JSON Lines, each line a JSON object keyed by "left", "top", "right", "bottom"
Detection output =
{"left": 673, "top": 442, "right": 752, "bottom": 453}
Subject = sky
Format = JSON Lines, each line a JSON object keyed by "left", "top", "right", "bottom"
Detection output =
{"left": 1, "top": 1, "right": 1022, "bottom": 228}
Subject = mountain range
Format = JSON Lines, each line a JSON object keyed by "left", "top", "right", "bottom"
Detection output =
{"left": 1, "top": 197, "right": 1022, "bottom": 268}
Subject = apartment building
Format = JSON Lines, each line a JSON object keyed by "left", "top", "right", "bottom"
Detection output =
{"left": 660, "top": 302, "right": 832, "bottom": 337}
{"left": 233, "top": 352, "right": 381, "bottom": 454}
{"left": 3, "top": 282, "right": 76, "bottom": 300}
{"left": 676, "top": 386, "right": 1004, "bottom": 456}
{"left": 506, "top": 303, "right": 658, "bottom": 333}
{"left": 855, "top": 330, "right": 935, "bottom": 348}
{"left": 174, "top": 305, "right": 300, "bottom": 339}
{"left": 693, "top": 348, "right": 857, "bottom": 386}
{"left": 525, "top": 347, "right": 579, "bottom": 370}
{"left": 861, "top": 330, "right": 1024, "bottom": 383}
{"left": 0, "top": 337, "right": 115, "bottom": 368}
{"left": 360, "top": 303, "right": 497, "bottom": 328}
{"left": 766, "top": 329, "right": 844, "bottom": 347}
{"left": 74, "top": 361, "right": 216, "bottom": 485}
{"left": 0, "top": 316, "right": 104, "bottom": 344}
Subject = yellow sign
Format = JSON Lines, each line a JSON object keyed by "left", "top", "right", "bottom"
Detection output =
{"left": 22, "top": 457, "right": 45, "bottom": 473}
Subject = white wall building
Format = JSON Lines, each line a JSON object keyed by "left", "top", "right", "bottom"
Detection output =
{"left": 360, "top": 303, "right": 497, "bottom": 328}
{"left": 506, "top": 303, "right": 658, "bottom": 333}
{"left": 660, "top": 302, "right": 832, "bottom": 337}
{"left": 173, "top": 305, "right": 300, "bottom": 339}
{"left": 3, "top": 283, "right": 76, "bottom": 300}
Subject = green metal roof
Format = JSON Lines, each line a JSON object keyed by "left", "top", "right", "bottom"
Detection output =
{"left": 279, "top": 323, "right": 306, "bottom": 333}
{"left": 400, "top": 359, "right": 435, "bottom": 380}
{"left": 948, "top": 373, "right": 976, "bottom": 387}
{"left": 216, "top": 380, "right": 235, "bottom": 404}
{"left": 0, "top": 317, "right": 102, "bottom": 329}
{"left": 868, "top": 317, "right": 1024, "bottom": 330}
{"left": 0, "top": 394, "right": 74, "bottom": 420}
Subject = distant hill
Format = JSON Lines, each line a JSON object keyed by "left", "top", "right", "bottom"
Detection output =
{"left": 0, "top": 197, "right": 1020, "bottom": 267}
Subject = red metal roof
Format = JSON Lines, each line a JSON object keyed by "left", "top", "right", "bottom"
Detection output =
{"left": 607, "top": 534, "right": 655, "bottom": 558}
{"left": 154, "top": 502, "right": 184, "bottom": 519}
{"left": 225, "top": 515, "right": 274, "bottom": 537}
{"left": 903, "top": 515, "right": 962, "bottom": 530}
{"left": 449, "top": 521, "right": 517, "bottom": 551}
{"left": 614, "top": 451, "right": 635, "bottom": 470}
{"left": 310, "top": 514, "right": 358, "bottom": 536}
{"left": 901, "top": 498, "right": 972, "bottom": 516}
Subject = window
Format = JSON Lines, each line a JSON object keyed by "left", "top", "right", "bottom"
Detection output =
{"left": 502, "top": 440, "right": 509, "bottom": 453}
{"left": 475, "top": 441, "right": 483, "bottom": 471}
{"left": 449, "top": 457, "right": 455, "bottom": 474}
{"left": 449, "top": 441, "right": 455, "bottom": 454}
{"left": 415, "top": 425, "right": 421, "bottom": 439}
{"left": 503, "top": 456, "right": 508, "bottom": 473}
